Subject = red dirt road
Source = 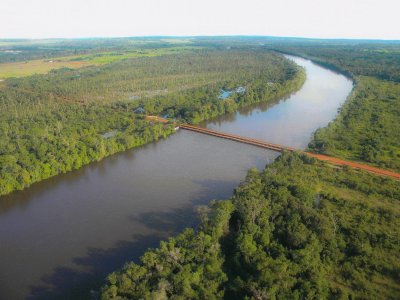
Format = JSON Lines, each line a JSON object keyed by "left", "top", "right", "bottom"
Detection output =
{"left": 145, "top": 115, "right": 169, "bottom": 123}
{"left": 180, "top": 124, "right": 400, "bottom": 180}
{"left": 304, "top": 152, "right": 400, "bottom": 180}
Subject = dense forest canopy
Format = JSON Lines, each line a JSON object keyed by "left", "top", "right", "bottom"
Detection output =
{"left": 0, "top": 48, "right": 305, "bottom": 196}
{"left": 266, "top": 42, "right": 400, "bottom": 82}
{"left": 94, "top": 37, "right": 400, "bottom": 299}
{"left": 101, "top": 152, "right": 400, "bottom": 299}
{"left": 2, "top": 49, "right": 299, "bottom": 107}
{"left": 265, "top": 40, "right": 400, "bottom": 172}
{"left": 1, "top": 37, "right": 399, "bottom": 299}
{"left": 3, "top": 37, "right": 399, "bottom": 80}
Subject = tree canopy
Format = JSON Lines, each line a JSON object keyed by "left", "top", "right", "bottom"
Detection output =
{"left": 0, "top": 49, "right": 305, "bottom": 196}
{"left": 101, "top": 152, "right": 400, "bottom": 299}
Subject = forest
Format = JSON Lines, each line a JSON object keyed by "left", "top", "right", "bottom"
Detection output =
{"left": 309, "top": 76, "right": 400, "bottom": 172}
{"left": 265, "top": 41, "right": 400, "bottom": 82}
{"left": 98, "top": 38, "right": 400, "bottom": 299}
{"left": 1, "top": 37, "right": 399, "bottom": 299}
{"left": 0, "top": 48, "right": 305, "bottom": 196}
{"left": 271, "top": 41, "right": 400, "bottom": 172}
{"left": 101, "top": 152, "right": 400, "bottom": 299}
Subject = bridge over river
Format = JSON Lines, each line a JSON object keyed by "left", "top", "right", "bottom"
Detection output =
{"left": 0, "top": 55, "right": 397, "bottom": 300}
{"left": 180, "top": 124, "right": 400, "bottom": 180}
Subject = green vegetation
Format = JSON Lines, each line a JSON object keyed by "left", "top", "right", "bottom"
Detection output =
{"left": 65, "top": 46, "right": 200, "bottom": 65}
{"left": 0, "top": 104, "right": 175, "bottom": 195}
{"left": 269, "top": 41, "right": 400, "bottom": 172}
{"left": 102, "top": 200, "right": 234, "bottom": 300}
{"left": 97, "top": 38, "right": 400, "bottom": 300}
{"left": 101, "top": 152, "right": 400, "bottom": 299}
{"left": 0, "top": 38, "right": 195, "bottom": 63}
{"left": 2, "top": 37, "right": 399, "bottom": 298}
{"left": 309, "top": 76, "right": 400, "bottom": 172}
{"left": 0, "top": 49, "right": 305, "bottom": 196}
{"left": 0, "top": 59, "right": 92, "bottom": 79}
{"left": 267, "top": 41, "right": 400, "bottom": 81}
{"left": 0, "top": 47, "right": 199, "bottom": 79}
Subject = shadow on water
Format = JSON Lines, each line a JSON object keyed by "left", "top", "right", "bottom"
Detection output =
{"left": 27, "top": 178, "right": 238, "bottom": 300}
{"left": 0, "top": 143, "right": 141, "bottom": 216}
{"left": 2, "top": 56, "right": 354, "bottom": 300}
{"left": 27, "top": 234, "right": 163, "bottom": 300}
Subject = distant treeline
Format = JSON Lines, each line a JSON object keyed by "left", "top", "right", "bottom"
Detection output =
{"left": 270, "top": 43, "right": 400, "bottom": 172}
{"left": 0, "top": 37, "right": 177, "bottom": 63}
{"left": 268, "top": 42, "right": 400, "bottom": 83}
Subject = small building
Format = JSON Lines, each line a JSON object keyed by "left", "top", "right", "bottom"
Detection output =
{"left": 218, "top": 90, "right": 232, "bottom": 100}
{"left": 235, "top": 86, "right": 246, "bottom": 93}
{"left": 133, "top": 107, "right": 146, "bottom": 114}
{"left": 102, "top": 130, "right": 117, "bottom": 139}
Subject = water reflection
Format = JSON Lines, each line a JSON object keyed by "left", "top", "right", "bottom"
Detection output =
{"left": 206, "top": 56, "right": 353, "bottom": 149}
{"left": 0, "top": 131, "right": 278, "bottom": 299}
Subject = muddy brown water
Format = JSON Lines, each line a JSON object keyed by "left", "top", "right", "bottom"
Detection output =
{"left": 0, "top": 56, "right": 353, "bottom": 299}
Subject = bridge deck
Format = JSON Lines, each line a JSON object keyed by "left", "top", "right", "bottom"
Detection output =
{"left": 179, "top": 124, "right": 400, "bottom": 180}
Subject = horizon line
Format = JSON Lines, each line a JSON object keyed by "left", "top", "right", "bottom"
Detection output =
{"left": 1, "top": 34, "right": 399, "bottom": 42}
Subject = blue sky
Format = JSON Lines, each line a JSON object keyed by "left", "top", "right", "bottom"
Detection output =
{"left": 1, "top": 0, "right": 399, "bottom": 39}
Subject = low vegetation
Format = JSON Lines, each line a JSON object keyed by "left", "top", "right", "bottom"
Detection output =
{"left": 309, "top": 76, "right": 400, "bottom": 172}
{"left": 0, "top": 38, "right": 195, "bottom": 63}
{"left": 101, "top": 152, "right": 400, "bottom": 299}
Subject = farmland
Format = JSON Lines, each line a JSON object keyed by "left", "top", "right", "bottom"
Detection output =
{"left": 0, "top": 46, "right": 199, "bottom": 79}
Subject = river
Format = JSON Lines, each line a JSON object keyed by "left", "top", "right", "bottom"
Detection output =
{"left": 0, "top": 56, "right": 353, "bottom": 299}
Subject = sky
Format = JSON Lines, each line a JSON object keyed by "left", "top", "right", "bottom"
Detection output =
{"left": 1, "top": 0, "right": 399, "bottom": 40}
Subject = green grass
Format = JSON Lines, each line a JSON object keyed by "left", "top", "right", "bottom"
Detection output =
{"left": 0, "top": 59, "right": 91, "bottom": 79}
{"left": 0, "top": 46, "right": 201, "bottom": 79}
{"left": 66, "top": 46, "right": 201, "bottom": 64}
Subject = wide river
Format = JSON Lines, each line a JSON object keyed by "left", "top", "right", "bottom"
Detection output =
{"left": 0, "top": 56, "right": 353, "bottom": 299}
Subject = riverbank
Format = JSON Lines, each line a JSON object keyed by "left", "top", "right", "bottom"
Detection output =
{"left": 101, "top": 151, "right": 400, "bottom": 299}
{"left": 100, "top": 47, "right": 400, "bottom": 299}
{"left": 268, "top": 43, "right": 400, "bottom": 172}
{"left": 0, "top": 50, "right": 305, "bottom": 197}
{"left": 179, "top": 124, "right": 400, "bottom": 180}
{"left": 309, "top": 76, "right": 400, "bottom": 173}
{"left": 0, "top": 55, "right": 352, "bottom": 300}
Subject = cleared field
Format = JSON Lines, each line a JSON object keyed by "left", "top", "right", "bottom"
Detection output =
{"left": 0, "top": 46, "right": 199, "bottom": 79}
{"left": 0, "top": 59, "right": 91, "bottom": 79}
{"left": 67, "top": 46, "right": 199, "bottom": 64}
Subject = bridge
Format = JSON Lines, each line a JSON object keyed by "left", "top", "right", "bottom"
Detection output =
{"left": 179, "top": 124, "right": 400, "bottom": 180}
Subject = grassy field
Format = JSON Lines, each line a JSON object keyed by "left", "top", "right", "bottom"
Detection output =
{"left": 66, "top": 46, "right": 200, "bottom": 64}
{"left": 0, "top": 46, "right": 199, "bottom": 79}
{"left": 0, "top": 59, "right": 91, "bottom": 79}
